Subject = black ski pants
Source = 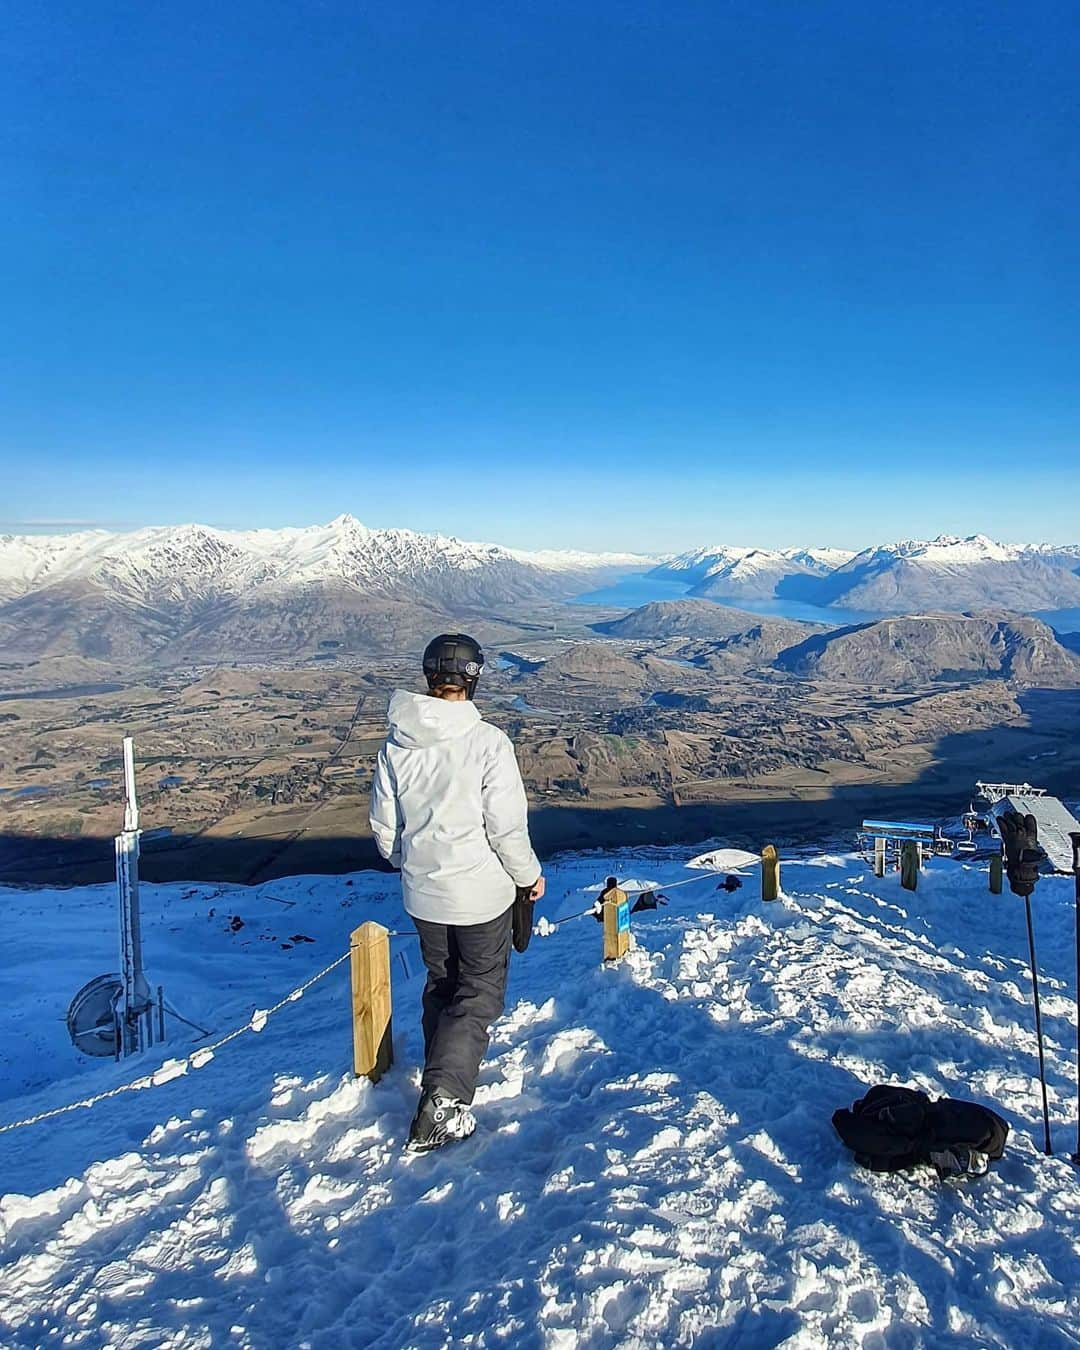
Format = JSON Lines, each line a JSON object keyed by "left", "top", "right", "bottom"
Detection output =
{"left": 413, "top": 905, "right": 513, "bottom": 1105}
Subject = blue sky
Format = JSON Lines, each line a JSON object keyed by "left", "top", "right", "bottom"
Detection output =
{"left": 4, "top": 1, "right": 1077, "bottom": 551}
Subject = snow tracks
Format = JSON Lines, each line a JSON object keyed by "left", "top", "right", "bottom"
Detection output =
{"left": 2, "top": 855, "right": 1080, "bottom": 1346}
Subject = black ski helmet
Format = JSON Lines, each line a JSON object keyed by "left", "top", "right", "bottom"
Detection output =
{"left": 422, "top": 633, "right": 485, "bottom": 699}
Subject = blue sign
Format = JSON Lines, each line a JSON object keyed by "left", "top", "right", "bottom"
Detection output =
{"left": 616, "top": 901, "right": 630, "bottom": 934}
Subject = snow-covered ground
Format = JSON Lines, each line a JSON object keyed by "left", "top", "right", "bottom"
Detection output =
{"left": 2, "top": 847, "right": 1080, "bottom": 1347}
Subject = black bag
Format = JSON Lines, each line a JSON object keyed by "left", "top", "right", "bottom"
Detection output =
{"left": 512, "top": 887, "right": 535, "bottom": 953}
{"left": 630, "top": 890, "right": 669, "bottom": 914}
{"left": 833, "top": 1084, "right": 1009, "bottom": 1179}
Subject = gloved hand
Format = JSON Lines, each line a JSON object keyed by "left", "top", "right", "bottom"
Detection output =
{"left": 512, "top": 885, "right": 537, "bottom": 954}
{"left": 999, "top": 811, "right": 1044, "bottom": 897}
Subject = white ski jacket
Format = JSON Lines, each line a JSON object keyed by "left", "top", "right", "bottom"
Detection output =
{"left": 369, "top": 690, "right": 541, "bottom": 925}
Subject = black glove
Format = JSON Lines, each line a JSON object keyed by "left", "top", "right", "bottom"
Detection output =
{"left": 999, "top": 811, "right": 1044, "bottom": 897}
{"left": 512, "top": 886, "right": 535, "bottom": 953}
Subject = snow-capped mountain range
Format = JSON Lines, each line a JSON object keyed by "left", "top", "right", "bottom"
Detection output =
{"left": 0, "top": 515, "right": 649, "bottom": 608}
{"left": 2, "top": 522, "right": 1079, "bottom": 666}
{"left": 653, "top": 545, "right": 857, "bottom": 602}
{"left": 653, "top": 534, "right": 1080, "bottom": 610}
{"left": 655, "top": 544, "right": 856, "bottom": 582}
{"left": 809, "top": 535, "right": 1080, "bottom": 612}
{"left": 0, "top": 516, "right": 654, "bottom": 663}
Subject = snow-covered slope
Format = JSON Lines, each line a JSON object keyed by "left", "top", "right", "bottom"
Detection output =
{"left": 690, "top": 549, "right": 829, "bottom": 602}
{"left": 3, "top": 847, "right": 1079, "bottom": 1346}
{"left": 0, "top": 530, "right": 112, "bottom": 602}
{"left": 781, "top": 546, "right": 857, "bottom": 571}
{"left": 650, "top": 543, "right": 759, "bottom": 583}
{"left": 651, "top": 545, "right": 858, "bottom": 600}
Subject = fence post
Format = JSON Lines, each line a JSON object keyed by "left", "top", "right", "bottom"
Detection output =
{"left": 602, "top": 888, "right": 630, "bottom": 961}
{"left": 900, "top": 840, "right": 920, "bottom": 892}
{"left": 873, "top": 837, "right": 886, "bottom": 878}
{"left": 761, "top": 845, "right": 780, "bottom": 901}
{"left": 989, "top": 854, "right": 1004, "bottom": 895}
{"left": 351, "top": 922, "right": 393, "bottom": 1082}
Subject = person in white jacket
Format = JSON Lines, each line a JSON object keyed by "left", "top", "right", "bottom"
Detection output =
{"left": 369, "top": 633, "right": 544, "bottom": 1152}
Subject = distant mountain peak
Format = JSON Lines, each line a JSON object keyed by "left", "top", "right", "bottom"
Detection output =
{"left": 324, "top": 512, "right": 373, "bottom": 537}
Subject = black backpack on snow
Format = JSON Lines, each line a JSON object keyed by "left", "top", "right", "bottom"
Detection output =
{"left": 833, "top": 1084, "right": 1009, "bottom": 1179}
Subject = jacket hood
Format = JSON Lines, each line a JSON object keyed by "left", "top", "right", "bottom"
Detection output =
{"left": 386, "top": 689, "right": 482, "bottom": 748}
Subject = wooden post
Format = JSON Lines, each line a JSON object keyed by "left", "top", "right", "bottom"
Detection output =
{"left": 602, "top": 887, "right": 630, "bottom": 961}
{"left": 873, "top": 837, "right": 886, "bottom": 878}
{"left": 761, "top": 845, "right": 780, "bottom": 901}
{"left": 989, "top": 854, "right": 1004, "bottom": 895}
{"left": 351, "top": 922, "right": 393, "bottom": 1082}
{"left": 900, "top": 840, "right": 920, "bottom": 892}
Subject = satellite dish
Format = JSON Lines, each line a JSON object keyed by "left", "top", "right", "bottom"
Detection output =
{"left": 67, "top": 973, "right": 123, "bottom": 1058}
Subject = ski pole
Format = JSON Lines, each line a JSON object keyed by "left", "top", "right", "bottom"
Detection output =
{"left": 1001, "top": 810, "right": 1053, "bottom": 1156}
{"left": 1071, "top": 831, "right": 1080, "bottom": 1166}
{"left": 1024, "top": 893, "right": 1053, "bottom": 1156}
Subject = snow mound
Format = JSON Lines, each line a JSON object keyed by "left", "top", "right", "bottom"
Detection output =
{"left": 686, "top": 847, "right": 762, "bottom": 871}
{"left": 582, "top": 876, "right": 664, "bottom": 894}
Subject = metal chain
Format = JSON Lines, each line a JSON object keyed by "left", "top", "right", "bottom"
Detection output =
{"left": 0, "top": 949, "right": 353, "bottom": 1136}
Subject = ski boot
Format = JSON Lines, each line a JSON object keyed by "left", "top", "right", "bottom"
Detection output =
{"left": 405, "top": 1089, "right": 477, "bottom": 1154}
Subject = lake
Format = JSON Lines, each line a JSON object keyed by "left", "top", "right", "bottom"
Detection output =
{"left": 1036, "top": 608, "right": 1080, "bottom": 635}
{"left": 572, "top": 574, "right": 1080, "bottom": 633}
{"left": 571, "top": 575, "right": 880, "bottom": 627}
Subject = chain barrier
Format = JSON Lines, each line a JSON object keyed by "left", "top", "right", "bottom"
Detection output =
{"left": 0, "top": 948, "right": 355, "bottom": 1136}
{"left": 0, "top": 868, "right": 742, "bottom": 1136}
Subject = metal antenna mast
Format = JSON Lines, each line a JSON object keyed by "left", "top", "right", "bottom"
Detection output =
{"left": 68, "top": 734, "right": 166, "bottom": 1059}
{"left": 116, "top": 736, "right": 154, "bottom": 1056}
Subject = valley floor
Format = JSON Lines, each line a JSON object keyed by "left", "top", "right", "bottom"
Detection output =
{"left": 2, "top": 851, "right": 1080, "bottom": 1347}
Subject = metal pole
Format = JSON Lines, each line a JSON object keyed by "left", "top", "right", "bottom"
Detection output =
{"left": 116, "top": 735, "right": 151, "bottom": 1057}
{"left": 122, "top": 735, "right": 140, "bottom": 832}
{"left": 1024, "top": 894, "right": 1053, "bottom": 1156}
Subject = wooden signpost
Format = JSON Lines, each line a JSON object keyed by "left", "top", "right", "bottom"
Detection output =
{"left": 602, "top": 885, "right": 630, "bottom": 961}
{"left": 761, "top": 845, "right": 781, "bottom": 902}
{"left": 351, "top": 922, "right": 393, "bottom": 1082}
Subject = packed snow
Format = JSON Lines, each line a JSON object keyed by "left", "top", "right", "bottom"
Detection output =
{"left": 2, "top": 846, "right": 1080, "bottom": 1347}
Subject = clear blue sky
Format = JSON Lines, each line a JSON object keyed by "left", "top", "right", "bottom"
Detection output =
{"left": 4, "top": 1, "right": 1078, "bottom": 551}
